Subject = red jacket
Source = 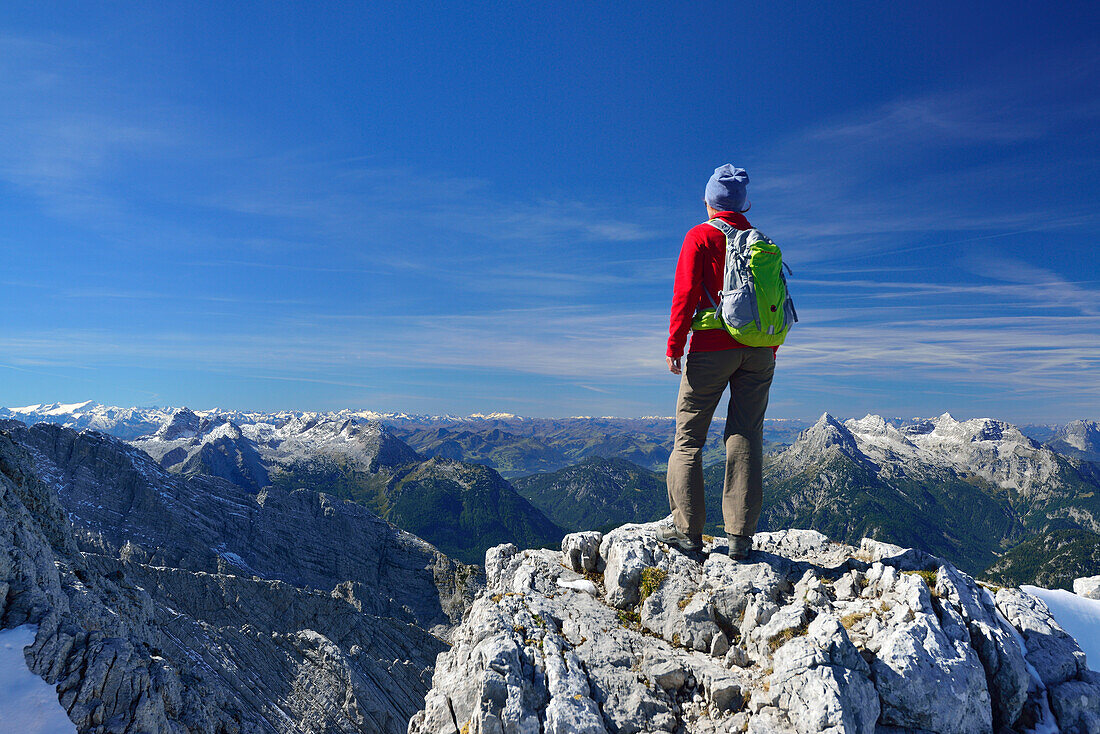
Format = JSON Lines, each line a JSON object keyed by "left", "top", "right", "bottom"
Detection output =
{"left": 666, "top": 210, "right": 758, "bottom": 359}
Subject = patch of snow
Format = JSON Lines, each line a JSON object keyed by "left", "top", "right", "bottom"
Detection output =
{"left": 212, "top": 545, "right": 255, "bottom": 574}
{"left": 44, "top": 401, "right": 95, "bottom": 416}
{"left": 7, "top": 404, "right": 44, "bottom": 414}
{"left": 0, "top": 625, "right": 77, "bottom": 733}
{"left": 1022, "top": 585, "right": 1100, "bottom": 673}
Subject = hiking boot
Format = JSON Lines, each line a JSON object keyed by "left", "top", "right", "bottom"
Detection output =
{"left": 727, "top": 533, "right": 753, "bottom": 561}
{"left": 657, "top": 523, "right": 703, "bottom": 553}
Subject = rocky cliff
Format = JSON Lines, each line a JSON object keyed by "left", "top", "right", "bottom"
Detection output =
{"left": 410, "top": 521, "right": 1100, "bottom": 734}
{"left": 0, "top": 420, "right": 478, "bottom": 733}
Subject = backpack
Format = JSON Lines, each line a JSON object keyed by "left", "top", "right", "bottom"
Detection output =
{"left": 690, "top": 218, "right": 797, "bottom": 347}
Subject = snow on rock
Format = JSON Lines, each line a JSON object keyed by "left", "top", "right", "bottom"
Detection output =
{"left": 411, "top": 519, "right": 1100, "bottom": 734}
{"left": 781, "top": 413, "right": 866, "bottom": 473}
{"left": 125, "top": 406, "right": 421, "bottom": 493}
{"left": 1048, "top": 419, "right": 1100, "bottom": 461}
{"left": 777, "top": 411, "right": 1071, "bottom": 499}
{"left": 843, "top": 414, "right": 921, "bottom": 465}
{"left": 1022, "top": 585, "right": 1100, "bottom": 674}
{"left": 0, "top": 626, "right": 76, "bottom": 734}
{"left": 0, "top": 402, "right": 171, "bottom": 440}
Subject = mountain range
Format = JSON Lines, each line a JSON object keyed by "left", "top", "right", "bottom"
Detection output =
{"left": 3, "top": 402, "right": 1100, "bottom": 733}
{"left": 2, "top": 402, "right": 1098, "bottom": 587}
{"left": 7, "top": 415, "right": 1099, "bottom": 733}
{"left": 124, "top": 407, "right": 562, "bottom": 566}
{"left": 0, "top": 402, "right": 807, "bottom": 475}
{"left": 753, "top": 412, "right": 1100, "bottom": 587}
{"left": 500, "top": 412, "right": 1100, "bottom": 589}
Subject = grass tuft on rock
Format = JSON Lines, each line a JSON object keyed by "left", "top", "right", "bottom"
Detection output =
{"left": 639, "top": 567, "right": 667, "bottom": 604}
{"left": 768, "top": 621, "right": 809, "bottom": 651}
{"left": 840, "top": 612, "right": 869, "bottom": 630}
{"left": 617, "top": 609, "right": 641, "bottom": 628}
{"left": 903, "top": 569, "right": 940, "bottom": 596}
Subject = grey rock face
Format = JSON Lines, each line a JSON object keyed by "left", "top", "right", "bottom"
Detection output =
{"left": 1074, "top": 574, "right": 1100, "bottom": 599}
{"left": 9, "top": 421, "right": 470, "bottom": 630}
{"left": 870, "top": 612, "right": 990, "bottom": 733}
{"left": 561, "top": 531, "right": 603, "bottom": 573}
{"left": 1, "top": 421, "right": 478, "bottom": 733}
{"left": 412, "top": 518, "right": 1100, "bottom": 734}
{"left": 935, "top": 564, "right": 1030, "bottom": 728}
{"left": 599, "top": 522, "right": 658, "bottom": 609}
{"left": 995, "top": 587, "right": 1087, "bottom": 687}
{"left": 1049, "top": 671, "right": 1100, "bottom": 734}
{"left": 766, "top": 614, "right": 878, "bottom": 734}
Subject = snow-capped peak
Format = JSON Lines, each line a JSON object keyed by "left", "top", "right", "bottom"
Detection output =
{"left": 843, "top": 414, "right": 920, "bottom": 464}
{"left": 1047, "top": 419, "right": 1100, "bottom": 460}
{"left": 775, "top": 411, "right": 1071, "bottom": 497}
{"left": 8, "top": 400, "right": 95, "bottom": 416}
{"left": 1060, "top": 420, "right": 1100, "bottom": 451}
{"left": 781, "top": 413, "right": 865, "bottom": 470}
{"left": 154, "top": 408, "right": 206, "bottom": 440}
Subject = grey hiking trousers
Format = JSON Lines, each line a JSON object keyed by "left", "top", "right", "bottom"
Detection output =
{"left": 667, "top": 347, "right": 775, "bottom": 536}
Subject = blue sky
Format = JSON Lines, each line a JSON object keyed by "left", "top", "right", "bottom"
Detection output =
{"left": 1, "top": 2, "right": 1098, "bottom": 421}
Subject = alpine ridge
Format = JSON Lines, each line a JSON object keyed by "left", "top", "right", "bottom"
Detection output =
{"left": 128, "top": 408, "right": 562, "bottom": 565}
{"left": 757, "top": 412, "right": 1100, "bottom": 582}
{"left": 0, "top": 419, "right": 479, "bottom": 733}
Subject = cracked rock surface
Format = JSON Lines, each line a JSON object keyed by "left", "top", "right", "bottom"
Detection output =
{"left": 1, "top": 421, "right": 478, "bottom": 733}
{"left": 410, "top": 521, "right": 1099, "bottom": 734}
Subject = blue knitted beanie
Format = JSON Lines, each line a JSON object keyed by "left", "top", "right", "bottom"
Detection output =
{"left": 704, "top": 164, "right": 749, "bottom": 212}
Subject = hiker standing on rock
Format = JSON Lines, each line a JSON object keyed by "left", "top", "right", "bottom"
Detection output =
{"left": 659, "top": 165, "right": 795, "bottom": 560}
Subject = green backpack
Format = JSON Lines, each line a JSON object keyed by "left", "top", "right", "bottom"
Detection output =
{"left": 690, "top": 218, "right": 797, "bottom": 347}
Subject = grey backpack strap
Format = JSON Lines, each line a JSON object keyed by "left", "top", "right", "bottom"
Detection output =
{"left": 705, "top": 218, "right": 736, "bottom": 238}
{"left": 702, "top": 287, "right": 719, "bottom": 310}
{"left": 699, "top": 218, "right": 733, "bottom": 312}
{"left": 705, "top": 218, "right": 737, "bottom": 294}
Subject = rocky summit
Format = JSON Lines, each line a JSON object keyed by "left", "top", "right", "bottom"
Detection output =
{"left": 410, "top": 520, "right": 1100, "bottom": 734}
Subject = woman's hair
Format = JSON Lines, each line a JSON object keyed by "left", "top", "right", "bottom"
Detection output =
{"left": 739, "top": 201, "right": 751, "bottom": 213}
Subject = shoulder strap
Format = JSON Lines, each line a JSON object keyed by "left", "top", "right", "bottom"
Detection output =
{"left": 705, "top": 218, "right": 736, "bottom": 237}
{"left": 698, "top": 219, "right": 732, "bottom": 311}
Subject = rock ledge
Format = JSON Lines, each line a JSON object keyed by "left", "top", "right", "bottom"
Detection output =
{"left": 410, "top": 520, "right": 1100, "bottom": 734}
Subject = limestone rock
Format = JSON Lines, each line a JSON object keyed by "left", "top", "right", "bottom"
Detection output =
{"left": 599, "top": 522, "right": 659, "bottom": 609}
{"left": 1, "top": 421, "right": 477, "bottom": 734}
{"left": 935, "top": 564, "right": 1029, "bottom": 728}
{"left": 871, "top": 613, "right": 991, "bottom": 733}
{"left": 1074, "top": 574, "right": 1100, "bottom": 600}
{"left": 413, "top": 518, "right": 1100, "bottom": 734}
{"left": 562, "top": 531, "right": 603, "bottom": 573}
{"left": 995, "top": 587, "right": 1087, "bottom": 686}
{"left": 1049, "top": 671, "right": 1100, "bottom": 734}
{"left": 766, "top": 618, "right": 879, "bottom": 734}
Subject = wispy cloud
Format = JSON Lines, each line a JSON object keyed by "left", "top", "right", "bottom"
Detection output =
{"left": 0, "top": 35, "right": 183, "bottom": 226}
{"left": 750, "top": 52, "right": 1100, "bottom": 257}
{"left": 2, "top": 28, "right": 1098, "bottom": 420}
{"left": 809, "top": 92, "right": 1042, "bottom": 146}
